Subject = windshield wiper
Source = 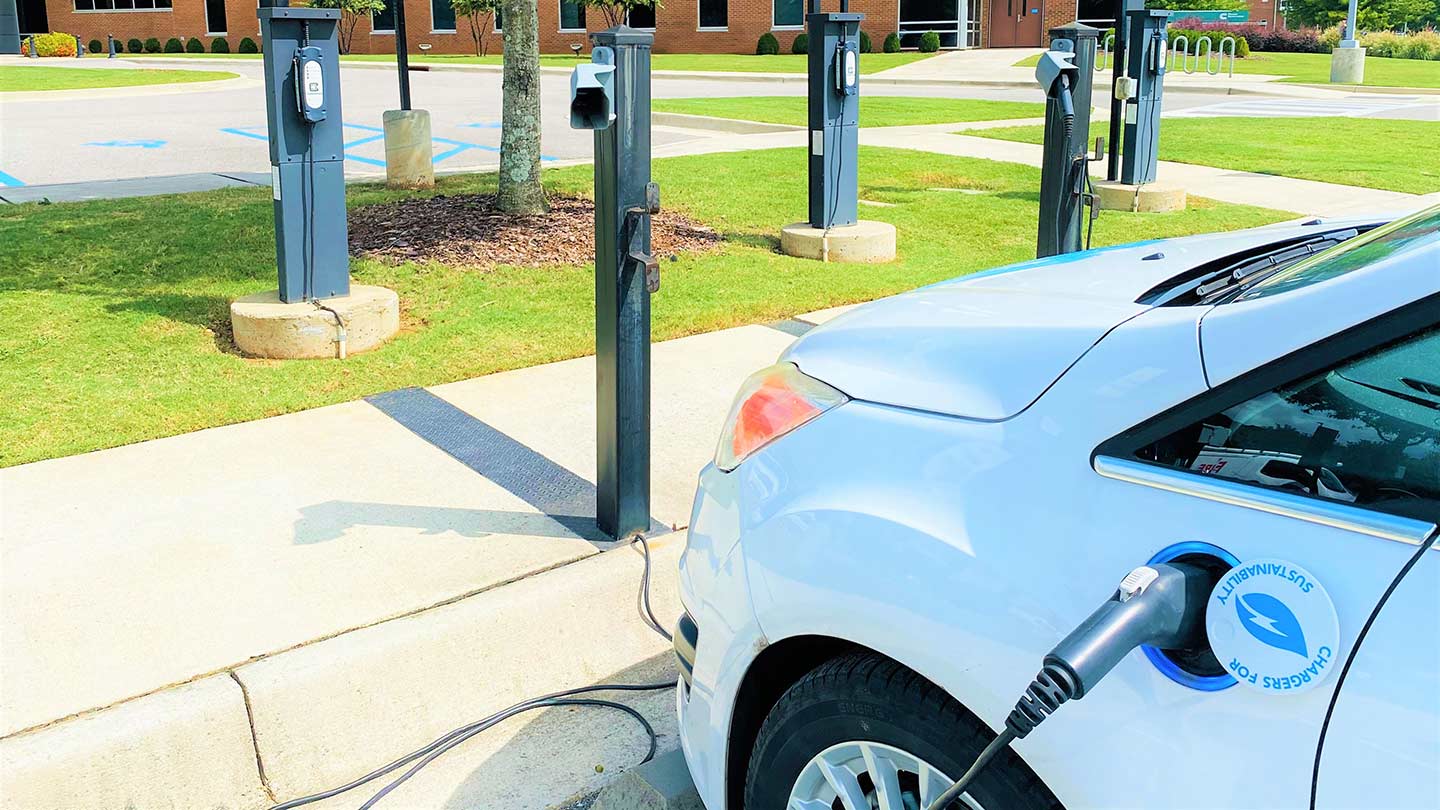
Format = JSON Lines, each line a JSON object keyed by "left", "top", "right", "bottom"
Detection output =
{"left": 1148, "top": 229, "right": 1359, "bottom": 307}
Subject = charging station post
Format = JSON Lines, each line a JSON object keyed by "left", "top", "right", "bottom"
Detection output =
{"left": 570, "top": 27, "right": 658, "bottom": 541}
{"left": 231, "top": 0, "right": 400, "bottom": 359}
{"left": 779, "top": 1, "right": 896, "bottom": 264}
{"left": 1093, "top": 8, "right": 1185, "bottom": 212}
{"left": 1035, "top": 23, "right": 1098, "bottom": 259}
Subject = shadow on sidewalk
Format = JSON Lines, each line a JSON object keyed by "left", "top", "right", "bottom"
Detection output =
{"left": 293, "top": 500, "right": 610, "bottom": 545}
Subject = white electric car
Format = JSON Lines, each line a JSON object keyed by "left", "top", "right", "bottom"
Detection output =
{"left": 674, "top": 204, "right": 1440, "bottom": 810}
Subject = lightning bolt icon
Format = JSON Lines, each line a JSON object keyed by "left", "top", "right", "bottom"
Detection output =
{"left": 1240, "top": 596, "right": 1284, "bottom": 636}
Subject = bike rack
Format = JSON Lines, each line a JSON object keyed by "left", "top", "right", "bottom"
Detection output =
{"left": 1167, "top": 33, "right": 1237, "bottom": 77}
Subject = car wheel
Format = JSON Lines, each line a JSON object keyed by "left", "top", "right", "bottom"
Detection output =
{"left": 744, "top": 652, "right": 1061, "bottom": 810}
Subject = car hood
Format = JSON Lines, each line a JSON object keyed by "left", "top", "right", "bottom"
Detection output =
{"left": 781, "top": 219, "right": 1382, "bottom": 421}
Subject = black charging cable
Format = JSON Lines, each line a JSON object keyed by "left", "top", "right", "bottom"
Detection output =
{"left": 270, "top": 534, "right": 675, "bottom": 810}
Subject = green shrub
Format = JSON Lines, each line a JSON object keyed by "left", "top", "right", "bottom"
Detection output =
{"left": 127, "top": 38, "right": 144, "bottom": 54}
{"left": 791, "top": 33, "right": 809, "bottom": 54}
{"left": 21, "top": 32, "right": 79, "bottom": 57}
{"left": 859, "top": 29, "right": 873, "bottom": 53}
{"left": 143, "top": 37, "right": 162, "bottom": 53}
{"left": 238, "top": 37, "right": 259, "bottom": 54}
{"left": 164, "top": 37, "right": 183, "bottom": 53}
{"left": 1358, "top": 28, "right": 1440, "bottom": 60}
{"left": 88, "top": 39, "right": 103, "bottom": 55}
{"left": 756, "top": 32, "right": 780, "bottom": 55}
{"left": 883, "top": 32, "right": 901, "bottom": 53}
{"left": 211, "top": 36, "right": 230, "bottom": 53}
{"left": 185, "top": 36, "right": 204, "bottom": 53}
{"left": 918, "top": 30, "right": 940, "bottom": 52}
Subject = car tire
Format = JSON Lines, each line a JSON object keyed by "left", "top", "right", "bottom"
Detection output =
{"left": 744, "top": 652, "right": 1062, "bottom": 810}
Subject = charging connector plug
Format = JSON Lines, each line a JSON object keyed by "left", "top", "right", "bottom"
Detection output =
{"left": 928, "top": 562, "right": 1212, "bottom": 809}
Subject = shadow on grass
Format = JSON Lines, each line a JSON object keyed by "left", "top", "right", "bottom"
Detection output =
{"left": 105, "top": 293, "right": 241, "bottom": 355}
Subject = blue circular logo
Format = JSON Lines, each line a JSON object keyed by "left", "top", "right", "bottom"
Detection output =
{"left": 1206, "top": 559, "right": 1340, "bottom": 695}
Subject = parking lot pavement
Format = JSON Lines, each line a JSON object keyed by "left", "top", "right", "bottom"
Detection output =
{"left": 0, "top": 318, "right": 802, "bottom": 808}
{"left": 1, "top": 58, "right": 1241, "bottom": 190}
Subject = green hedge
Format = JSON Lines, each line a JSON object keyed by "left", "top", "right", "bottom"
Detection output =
{"left": 756, "top": 32, "right": 779, "bottom": 55}
{"left": 883, "top": 32, "right": 901, "bottom": 53}
{"left": 792, "top": 32, "right": 809, "bottom": 54}
{"left": 143, "top": 37, "right": 162, "bottom": 53}
{"left": 211, "top": 36, "right": 230, "bottom": 53}
{"left": 859, "top": 30, "right": 873, "bottom": 53}
{"left": 238, "top": 37, "right": 259, "bottom": 54}
{"left": 127, "top": 38, "right": 144, "bottom": 54}
{"left": 185, "top": 37, "right": 205, "bottom": 53}
{"left": 918, "top": 30, "right": 941, "bottom": 52}
{"left": 88, "top": 38, "right": 103, "bottom": 55}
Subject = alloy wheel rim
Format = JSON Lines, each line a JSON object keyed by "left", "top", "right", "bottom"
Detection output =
{"left": 786, "top": 740, "right": 984, "bottom": 810}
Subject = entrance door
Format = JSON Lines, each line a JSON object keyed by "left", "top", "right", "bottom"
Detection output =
{"left": 987, "top": 0, "right": 1042, "bottom": 46}
{"left": 205, "top": 0, "right": 226, "bottom": 35}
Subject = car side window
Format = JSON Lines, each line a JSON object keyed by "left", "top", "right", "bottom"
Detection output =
{"left": 1132, "top": 325, "right": 1440, "bottom": 519}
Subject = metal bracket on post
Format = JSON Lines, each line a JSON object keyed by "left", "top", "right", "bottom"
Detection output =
{"left": 570, "top": 27, "right": 656, "bottom": 541}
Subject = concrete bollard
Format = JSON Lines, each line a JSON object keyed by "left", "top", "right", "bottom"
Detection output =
{"left": 1330, "top": 46, "right": 1366, "bottom": 84}
{"left": 382, "top": 108, "right": 435, "bottom": 190}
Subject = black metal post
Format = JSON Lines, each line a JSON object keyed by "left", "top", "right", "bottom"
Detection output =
{"left": 1106, "top": 0, "right": 1144, "bottom": 181}
{"left": 394, "top": 0, "right": 412, "bottom": 110}
{"left": 1037, "top": 25, "right": 1097, "bottom": 258}
{"left": 108, "top": 34, "right": 117, "bottom": 57}
{"left": 590, "top": 27, "right": 656, "bottom": 541}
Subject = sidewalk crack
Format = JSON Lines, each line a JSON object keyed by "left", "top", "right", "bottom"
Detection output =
{"left": 229, "top": 670, "right": 278, "bottom": 804}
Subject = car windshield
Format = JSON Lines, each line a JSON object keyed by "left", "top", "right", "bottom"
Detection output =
{"left": 1232, "top": 203, "right": 1440, "bottom": 303}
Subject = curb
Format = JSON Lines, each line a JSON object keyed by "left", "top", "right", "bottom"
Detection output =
{"left": 0, "top": 534, "right": 685, "bottom": 809}
{"left": 593, "top": 750, "right": 702, "bottom": 810}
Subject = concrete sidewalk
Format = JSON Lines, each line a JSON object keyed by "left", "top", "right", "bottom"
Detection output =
{"left": 0, "top": 309, "right": 854, "bottom": 808}
{"left": 862, "top": 124, "right": 1440, "bottom": 218}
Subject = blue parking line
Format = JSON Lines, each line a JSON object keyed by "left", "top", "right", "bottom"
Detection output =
{"left": 343, "top": 133, "right": 387, "bottom": 149}
{"left": 346, "top": 154, "right": 387, "bottom": 167}
{"left": 220, "top": 126, "right": 269, "bottom": 142}
{"left": 220, "top": 122, "right": 556, "bottom": 167}
{"left": 0, "top": 169, "right": 23, "bottom": 187}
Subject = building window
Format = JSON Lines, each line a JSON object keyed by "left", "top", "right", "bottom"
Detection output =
{"left": 698, "top": 0, "right": 726, "bottom": 29}
{"left": 372, "top": 0, "right": 396, "bottom": 32}
{"left": 560, "top": 0, "right": 584, "bottom": 30}
{"left": 431, "top": 0, "right": 456, "bottom": 32}
{"left": 74, "top": 0, "right": 172, "bottom": 10}
{"left": 205, "top": 0, "right": 226, "bottom": 32}
{"left": 772, "top": 0, "right": 802, "bottom": 28}
{"left": 628, "top": 5, "right": 655, "bottom": 28}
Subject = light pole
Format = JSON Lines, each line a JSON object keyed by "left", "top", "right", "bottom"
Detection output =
{"left": 1329, "top": 0, "right": 1366, "bottom": 83}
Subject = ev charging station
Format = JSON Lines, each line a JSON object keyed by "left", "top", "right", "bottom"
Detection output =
{"left": 0, "top": 0, "right": 18, "bottom": 56}
{"left": 1119, "top": 8, "right": 1170, "bottom": 187}
{"left": 1034, "top": 23, "right": 1099, "bottom": 258}
{"left": 257, "top": 2, "right": 350, "bottom": 304}
{"left": 1092, "top": 6, "right": 1187, "bottom": 212}
{"left": 228, "top": 0, "right": 400, "bottom": 360}
{"left": 570, "top": 27, "right": 660, "bottom": 541}
{"left": 778, "top": 0, "right": 896, "bottom": 264}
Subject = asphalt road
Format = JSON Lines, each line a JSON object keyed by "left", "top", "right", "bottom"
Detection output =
{"left": 1, "top": 59, "right": 1434, "bottom": 189}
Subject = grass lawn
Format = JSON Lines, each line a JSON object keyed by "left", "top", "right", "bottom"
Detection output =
{"left": 973, "top": 117, "right": 1440, "bottom": 194}
{"left": 108, "top": 51, "right": 936, "bottom": 74}
{"left": 653, "top": 96, "right": 1045, "bottom": 127}
{"left": 1013, "top": 50, "right": 1440, "bottom": 89}
{"left": 0, "top": 66, "right": 236, "bottom": 92}
{"left": 0, "top": 147, "right": 1291, "bottom": 466}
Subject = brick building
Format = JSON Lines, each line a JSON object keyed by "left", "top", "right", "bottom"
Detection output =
{"left": 31, "top": 0, "right": 1278, "bottom": 55}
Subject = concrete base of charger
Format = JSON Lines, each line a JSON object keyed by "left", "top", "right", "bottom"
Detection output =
{"left": 230, "top": 285, "right": 399, "bottom": 359}
{"left": 780, "top": 220, "right": 897, "bottom": 263}
{"left": 1092, "top": 181, "right": 1188, "bottom": 213}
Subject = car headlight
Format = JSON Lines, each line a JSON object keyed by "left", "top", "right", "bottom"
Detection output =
{"left": 714, "top": 362, "right": 848, "bottom": 472}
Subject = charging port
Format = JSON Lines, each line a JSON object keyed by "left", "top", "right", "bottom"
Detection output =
{"left": 1143, "top": 542, "right": 1238, "bottom": 690}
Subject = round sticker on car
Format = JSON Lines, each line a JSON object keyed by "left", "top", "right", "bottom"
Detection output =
{"left": 1206, "top": 559, "right": 1340, "bottom": 696}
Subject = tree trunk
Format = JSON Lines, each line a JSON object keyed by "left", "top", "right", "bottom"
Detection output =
{"left": 497, "top": 0, "right": 546, "bottom": 213}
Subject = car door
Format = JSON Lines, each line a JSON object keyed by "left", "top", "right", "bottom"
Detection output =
{"left": 1058, "top": 297, "right": 1439, "bottom": 810}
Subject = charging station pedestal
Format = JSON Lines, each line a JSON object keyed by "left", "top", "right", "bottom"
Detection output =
{"left": 230, "top": 3, "right": 399, "bottom": 359}
{"left": 1035, "top": 23, "right": 1098, "bottom": 258}
{"left": 570, "top": 27, "right": 658, "bottom": 541}
{"left": 1093, "top": 7, "right": 1186, "bottom": 213}
{"left": 779, "top": 1, "right": 895, "bottom": 264}
{"left": 382, "top": 0, "right": 435, "bottom": 189}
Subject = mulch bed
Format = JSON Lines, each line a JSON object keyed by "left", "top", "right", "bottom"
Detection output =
{"left": 348, "top": 193, "right": 724, "bottom": 268}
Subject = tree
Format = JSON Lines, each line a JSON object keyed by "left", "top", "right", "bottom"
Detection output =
{"left": 453, "top": 0, "right": 502, "bottom": 56}
{"left": 312, "top": 0, "right": 387, "bottom": 54}
{"left": 1283, "top": 0, "right": 1437, "bottom": 29}
{"left": 574, "top": 0, "right": 657, "bottom": 28}
{"left": 498, "top": 0, "right": 546, "bottom": 213}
